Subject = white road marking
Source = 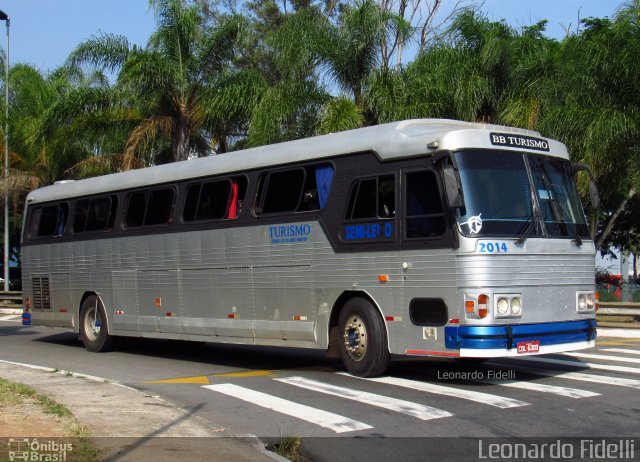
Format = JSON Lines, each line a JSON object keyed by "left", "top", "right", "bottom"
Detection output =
{"left": 484, "top": 379, "right": 600, "bottom": 398}
{"left": 601, "top": 348, "right": 640, "bottom": 356}
{"left": 343, "top": 374, "right": 529, "bottom": 409}
{"left": 276, "top": 376, "right": 452, "bottom": 421}
{"left": 0, "top": 315, "right": 20, "bottom": 322}
{"left": 202, "top": 383, "right": 373, "bottom": 433}
{"left": 494, "top": 363, "right": 640, "bottom": 390}
{"left": 509, "top": 356, "right": 640, "bottom": 375}
{"left": 559, "top": 352, "right": 640, "bottom": 364}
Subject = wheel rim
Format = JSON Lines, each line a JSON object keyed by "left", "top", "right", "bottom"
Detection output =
{"left": 84, "top": 305, "right": 101, "bottom": 342}
{"left": 343, "top": 315, "right": 367, "bottom": 361}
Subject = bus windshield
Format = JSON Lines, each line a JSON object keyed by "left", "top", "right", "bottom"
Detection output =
{"left": 454, "top": 151, "right": 590, "bottom": 239}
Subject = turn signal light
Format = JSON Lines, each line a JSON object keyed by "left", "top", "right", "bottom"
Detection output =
{"left": 465, "top": 300, "right": 475, "bottom": 313}
{"left": 477, "top": 294, "right": 489, "bottom": 318}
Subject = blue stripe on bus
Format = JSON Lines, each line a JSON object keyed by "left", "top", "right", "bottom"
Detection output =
{"left": 444, "top": 319, "right": 597, "bottom": 350}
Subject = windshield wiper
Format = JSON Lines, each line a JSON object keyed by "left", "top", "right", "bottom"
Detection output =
{"left": 515, "top": 213, "right": 540, "bottom": 245}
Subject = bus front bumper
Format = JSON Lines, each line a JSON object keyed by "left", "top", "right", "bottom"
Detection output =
{"left": 444, "top": 319, "right": 597, "bottom": 357}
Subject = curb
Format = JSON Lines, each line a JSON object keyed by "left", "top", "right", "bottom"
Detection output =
{"left": 0, "top": 360, "right": 284, "bottom": 462}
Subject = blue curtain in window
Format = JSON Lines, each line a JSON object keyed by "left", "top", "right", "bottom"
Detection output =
{"left": 55, "top": 207, "right": 65, "bottom": 236}
{"left": 315, "top": 165, "right": 334, "bottom": 209}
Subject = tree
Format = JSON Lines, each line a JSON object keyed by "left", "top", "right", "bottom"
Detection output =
{"left": 68, "top": 0, "right": 260, "bottom": 166}
{"left": 536, "top": 3, "right": 640, "bottom": 249}
{"left": 246, "top": 5, "right": 329, "bottom": 145}
{"left": 1, "top": 64, "right": 95, "bottom": 201}
{"left": 0, "top": 64, "right": 100, "bottom": 263}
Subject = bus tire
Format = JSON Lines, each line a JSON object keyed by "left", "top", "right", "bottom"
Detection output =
{"left": 80, "top": 296, "right": 115, "bottom": 352}
{"left": 338, "top": 297, "right": 389, "bottom": 377}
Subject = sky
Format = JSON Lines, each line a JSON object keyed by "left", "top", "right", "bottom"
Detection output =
{"left": 0, "top": 0, "right": 625, "bottom": 73}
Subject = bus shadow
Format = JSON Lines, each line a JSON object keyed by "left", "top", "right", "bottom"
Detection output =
{"left": 31, "top": 331, "right": 82, "bottom": 345}
{"left": 121, "top": 338, "right": 344, "bottom": 373}
{"left": 33, "top": 333, "right": 343, "bottom": 373}
{"left": 30, "top": 331, "right": 592, "bottom": 382}
{"left": 0, "top": 325, "right": 43, "bottom": 337}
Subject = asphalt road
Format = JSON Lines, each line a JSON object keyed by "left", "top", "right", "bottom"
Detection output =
{"left": 1, "top": 317, "right": 639, "bottom": 461}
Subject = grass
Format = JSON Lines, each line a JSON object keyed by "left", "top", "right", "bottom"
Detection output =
{"left": 266, "top": 436, "right": 310, "bottom": 461}
{"left": 0, "top": 378, "right": 102, "bottom": 462}
{"left": 0, "top": 379, "right": 71, "bottom": 418}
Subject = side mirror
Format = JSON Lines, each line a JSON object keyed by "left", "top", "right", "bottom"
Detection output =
{"left": 443, "top": 163, "right": 464, "bottom": 209}
{"left": 571, "top": 164, "right": 600, "bottom": 210}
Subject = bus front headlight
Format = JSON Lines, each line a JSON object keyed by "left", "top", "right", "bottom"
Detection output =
{"left": 494, "top": 294, "right": 522, "bottom": 318}
{"left": 577, "top": 291, "right": 595, "bottom": 312}
{"left": 497, "top": 298, "right": 509, "bottom": 316}
{"left": 511, "top": 297, "right": 522, "bottom": 315}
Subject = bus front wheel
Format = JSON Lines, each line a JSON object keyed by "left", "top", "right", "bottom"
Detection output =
{"left": 338, "top": 297, "right": 389, "bottom": 377}
{"left": 80, "top": 296, "right": 115, "bottom": 352}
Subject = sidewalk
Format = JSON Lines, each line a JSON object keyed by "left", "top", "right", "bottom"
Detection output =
{"left": 0, "top": 361, "right": 282, "bottom": 461}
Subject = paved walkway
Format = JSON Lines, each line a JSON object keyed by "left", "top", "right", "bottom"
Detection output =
{"left": 0, "top": 361, "right": 282, "bottom": 461}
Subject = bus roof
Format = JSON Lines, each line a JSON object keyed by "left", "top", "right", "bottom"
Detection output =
{"left": 26, "top": 118, "right": 569, "bottom": 204}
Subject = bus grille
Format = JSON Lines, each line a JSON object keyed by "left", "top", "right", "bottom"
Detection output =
{"left": 32, "top": 277, "right": 51, "bottom": 310}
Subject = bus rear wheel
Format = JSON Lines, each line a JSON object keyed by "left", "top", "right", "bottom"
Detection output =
{"left": 80, "top": 296, "right": 115, "bottom": 352}
{"left": 338, "top": 297, "right": 389, "bottom": 377}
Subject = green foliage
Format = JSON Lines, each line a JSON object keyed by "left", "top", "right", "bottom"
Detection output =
{"left": 4, "top": 0, "right": 640, "bottom": 254}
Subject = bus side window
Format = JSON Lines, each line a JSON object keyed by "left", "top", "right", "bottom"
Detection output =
{"left": 345, "top": 175, "right": 395, "bottom": 220}
{"left": 125, "top": 191, "right": 147, "bottom": 228}
{"left": 145, "top": 188, "right": 175, "bottom": 225}
{"left": 31, "top": 203, "right": 68, "bottom": 238}
{"left": 259, "top": 169, "right": 305, "bottom": 214}
{"left": 255, "top": 165, "right": 333, "bottom": 216}
{"left": 86, "top": 196, "right": 116, "bottom": 231}
{"left": 54, "top": 205, "right": 68, "bottom": 236}
{"left": 405, "top": 170, "right": 446, "bottom": 238}
{"left": 74, "top": 196, "right": 117, "bottom": 233}
{"left": 124, "top": 188, "right": 175, "bottom": 228}
{"left": 183, "top": 176, "right": 247, "bottom": 222}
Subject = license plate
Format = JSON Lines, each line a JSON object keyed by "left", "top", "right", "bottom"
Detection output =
{"left": 516, "top": 340, "right": 540, "bottom": 354}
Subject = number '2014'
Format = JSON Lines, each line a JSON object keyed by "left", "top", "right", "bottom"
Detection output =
{"left": 479, "top": 242, "right": 508, "bottom": 253}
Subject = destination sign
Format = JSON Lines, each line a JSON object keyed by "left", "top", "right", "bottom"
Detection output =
{"left": 489, "top": 133, "right": 550, "bottom": 152}
{"left": 340, "top": 222, "right": 395, "bottom": 243}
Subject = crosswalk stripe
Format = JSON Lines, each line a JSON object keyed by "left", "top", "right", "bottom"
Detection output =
{"left": 560, "top": 352, "right": 640, "bottom": 364}
{"left": 0, "top": 315, "right": 19, "bottom": 321}
{"left": 601, "top": 348, "right": 640, "bottom": 356}
{"left": 343, "top": 374, "right": 529, "bottom": 409}
{"left": 202, "top": 383, "right": 372, "bottom": 433}
{"left": 509, "top": 356, "right": 640, "bottom": 375}
{"left": 276, "top": 376, "right": 452, "bottom": 421}
{"left": 493, "top": 364, "right": 640, "bottom": 390}
{"left": 484, "top": 379, "right": 600, "bottom": 398}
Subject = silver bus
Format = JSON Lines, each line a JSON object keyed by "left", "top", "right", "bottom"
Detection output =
{"left": 21, "top": 119, "right": 598, "bottom": 377}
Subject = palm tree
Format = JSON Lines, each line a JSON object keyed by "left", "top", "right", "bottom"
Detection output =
{"left": 315, "top": 0, "right": 411, "bottom": 128}
{"left": 1, "top": 64, "right": 94, "bottom": 202}
{"left": 246, "top": 7, "right": 328, "bottom": 145}
{"left": 0, "top": 64, "right": 101, "bottom": 265}
{"left": 68, "top": 0, "right": 260, "bottom": 166}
